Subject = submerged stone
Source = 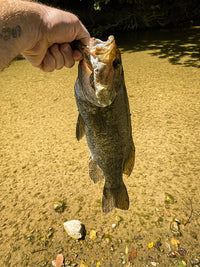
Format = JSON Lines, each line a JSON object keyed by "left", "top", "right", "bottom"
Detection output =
{"left": 177, "top": 247, "right": 187, "bottom": 257}
{"left": 63, "top": 220, "right": 85, "bottom": 240}
{"left": 97, "top": 231, "right": 105, "bottom": 239}
{"left": 105, "top": 237, "right": 111, "bottom": 243}
{"left": 165, "top": 193, "right": 175, "bottom": 204}
{"left": 115, "top": 215, "right": 123, "bottom": 222}
{"left": 128, "top": 248, "right": 137, "bottom": 262}
{"left": 46, "top": 228, "right": 54, "bottom": 239}
{"left": 89, "top": 230, "right": 97, "bottom": 240}
{"left": 170, "top": 220, "right": 181, "bottom": 236}
{"left": 53, "top": 200, "right": 66, "bottom": 213}
{"left": 170, "top": 221, "right": 179, "bottom": 231}
{"left": 190, "top": 258, "right": 200, "bottom": 265}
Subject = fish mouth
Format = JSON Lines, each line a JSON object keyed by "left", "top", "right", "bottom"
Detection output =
{"left": 75, "top": 36, "right": 119, "bottom": 107}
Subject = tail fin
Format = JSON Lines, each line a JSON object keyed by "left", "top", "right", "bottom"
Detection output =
{"left": 102, "top": 183, "right": 129, "bottom": 213}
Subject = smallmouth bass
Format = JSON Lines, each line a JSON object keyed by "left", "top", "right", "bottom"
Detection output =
{"left": 74, "top": 36, "right": 135, "bottom": 213}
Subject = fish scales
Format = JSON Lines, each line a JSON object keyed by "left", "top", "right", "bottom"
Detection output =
{"left": 74, "top": 36, "right": 135, "bottom": 213}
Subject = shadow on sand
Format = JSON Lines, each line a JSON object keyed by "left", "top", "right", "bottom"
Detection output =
{"left": 117, "top": 26, "right": 200, "bottom": 68}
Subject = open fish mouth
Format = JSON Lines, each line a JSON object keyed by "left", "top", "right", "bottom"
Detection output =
{"left": 73, "top": 36, "right": 120, "bottom": 107}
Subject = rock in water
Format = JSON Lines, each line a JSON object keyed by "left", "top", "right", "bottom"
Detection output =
{"left": 165, "top": 192, "right": 175, "bottom": 204}
{"left": 89, "top": 230, "right": 97, "bottom": 240}
{"left": 52, "top": 254, "right": 64, "bottom": 267}
{"left": 63, "top": 220, "right": 85, "bottom": 239}
{"left": 53, "top": 200, "right": 65, "bottom": 213}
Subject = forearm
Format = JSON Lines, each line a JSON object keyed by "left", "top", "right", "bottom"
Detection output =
{"left": 0, "top": 0, "right": 45, "bottom": 70}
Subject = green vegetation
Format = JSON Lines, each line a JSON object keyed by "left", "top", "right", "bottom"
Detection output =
{"left": 39, "top": 0, "right": 200, "bottom": 35}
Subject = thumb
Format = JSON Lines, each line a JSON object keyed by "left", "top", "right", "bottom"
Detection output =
{"left": 75, "top": 20, "right": 90, "bottom": 46}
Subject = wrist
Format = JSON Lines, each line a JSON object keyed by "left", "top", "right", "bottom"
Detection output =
{"left": 0, "top": 0, "right": 47, "bottom": 67}
{"left": 10, "top": 1, "right": 47, "bottom": 52}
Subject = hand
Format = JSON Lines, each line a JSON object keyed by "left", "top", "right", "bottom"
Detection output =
{"left": 22, "top": 6, "right": 90, "bottom": 72}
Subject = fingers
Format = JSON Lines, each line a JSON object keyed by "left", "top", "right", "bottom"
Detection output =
{"left": 50, "top": 44, "right": 64, "bottom": 70}
{"left": 60, "top": 43, "right": 75, "bottom": 68}
{"left": 37, "top": 11, "right": 90, "bottom": 72}
{"left": 40, "top": 50, "right": 55, "bottom": 72}
{"left": 75, "top": 20, "right": 90, "bottom": 46}
{"left": 40, "top": 43, "right": 78, "bottom": 72}
{"left": 73, "top": 49, "right": 83, "bottom": 61}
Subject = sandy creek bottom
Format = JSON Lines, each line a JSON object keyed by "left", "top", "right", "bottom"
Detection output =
{"left": 0, "top": 28, "right": 200, "bottom": 266}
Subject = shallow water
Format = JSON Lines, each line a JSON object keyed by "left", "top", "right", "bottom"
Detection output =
{"left": 0, "top": 28, "right": 200, "bottom": 266}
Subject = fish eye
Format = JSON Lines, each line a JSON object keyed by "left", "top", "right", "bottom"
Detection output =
{"left": 112, "top": 58, "right": 121, "bottom": 69}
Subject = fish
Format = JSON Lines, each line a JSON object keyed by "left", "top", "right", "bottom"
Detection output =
{"left": 74, "top": 35, "right": 135, "bottom": 213}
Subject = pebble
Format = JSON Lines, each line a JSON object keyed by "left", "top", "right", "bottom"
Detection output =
{"left": 173, "top": 260, "right": 187, "bottom": 267}
{"left": 52, "top": 254, "right": 64, "bottom": 267}
{"left": 167, "top": 251, "right": 176, "bottom": 258}
{"left": 177, "top": 247, "right": 187, "bottom": 257}
{"left": 97, "top": 231, "right": 105, "bottom": 239}
{"left": 148, "top": 242, "right": 154, "bottom": 249}
{"left": 155, "top": 239, "right": 163, "bottom": 251}
{"left": 63, "top": 220, "right": 85, "bottom": 240}
{"left": 171, "top": 237, "right": 180, "bottom": 246}
{"left": 165, "top": 192, "right": 175, "bottom": 204}
{"left": 170, "top": 221, "right": 181, "bottom": 236}
{"left": 128, "top": 249, "right": 137, "bottom": 262}
{"left": 110, "top": 245, "right": 114, "bottom": 252}
{"left": 5, "top": 252, "right": 11, "bottom": 262}
{"left": 53, "top": 200, "right": 65, "bottom": 213}
{"left": 89, "top": 230, "right": 97, "bottom": 240}
{"left": 105, "top": 237, "right": 111, "bottom": 243}
{"left": 190, "top": 258, "right": 200, "bottom": 265}
{"left": 148, "top": 255, "right": 157, "bottom": 262}
{"left": 179, "top": 260, "right": 187, "bottom": 266}
{"left": 125, "top": 245, "right": 129, "bottom": 255}
{"left": 174, "top": 218, "right": 181, "bottom": 224}
{"left": 112, "top": 223, "right": 117, "bottom": 229}
{"left": 115, "top": 215, "right": 123, "bottom": 222}
{"left": 165, "top": 241, "right": 171, "bottom": 252}
{"left": 46, "top": 228, "right": 54, "bottom": 239}
{"left": 57, "top": 248, "right": 63, "bottom": 254}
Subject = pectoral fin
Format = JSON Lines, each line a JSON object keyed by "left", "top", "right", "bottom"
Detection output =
{"left": 76, "top": 114, "right": 85, "bottom": 141}
{"left": 123, "top": 143, "right": 135, "bottom": 177}
{"left": 102, "top": 182, "right": 129, "bottom": 213}
{"left": 89, "top": 157, "right": 104, "bottom": 184}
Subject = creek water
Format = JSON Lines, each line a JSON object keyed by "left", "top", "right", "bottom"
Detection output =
{"left": 0, "top": 27, "right": 200, "bottom": 266}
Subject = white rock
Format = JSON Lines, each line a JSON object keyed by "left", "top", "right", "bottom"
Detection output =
{"left": 112, "top": 223, "right": 117, "bottom": 229}
{"left": 63, "top": 220, "right": 85, "bottom": 240}
{"left": 151, "top": 262, "right": 158, "bottom": 266}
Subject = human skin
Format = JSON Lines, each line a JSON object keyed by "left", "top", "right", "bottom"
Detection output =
{"left": 0, "top": 0, "right": 90, "bottom": 71}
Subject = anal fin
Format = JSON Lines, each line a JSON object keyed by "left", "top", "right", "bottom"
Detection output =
{"left": 89, "top": 157, "right": 104, "bottom": 184}
{"left": 123, "top": 143, "right": 135, "bottom": 176}
{"left": 76, "top": 114, "right": 85, "bottom": 141}
{"left": 102, "top": 182, "right": 129, "bottom": 213}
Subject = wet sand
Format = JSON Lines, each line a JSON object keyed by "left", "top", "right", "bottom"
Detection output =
{"left": 0, "top": 28, "right": 200, "bottom": 266}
